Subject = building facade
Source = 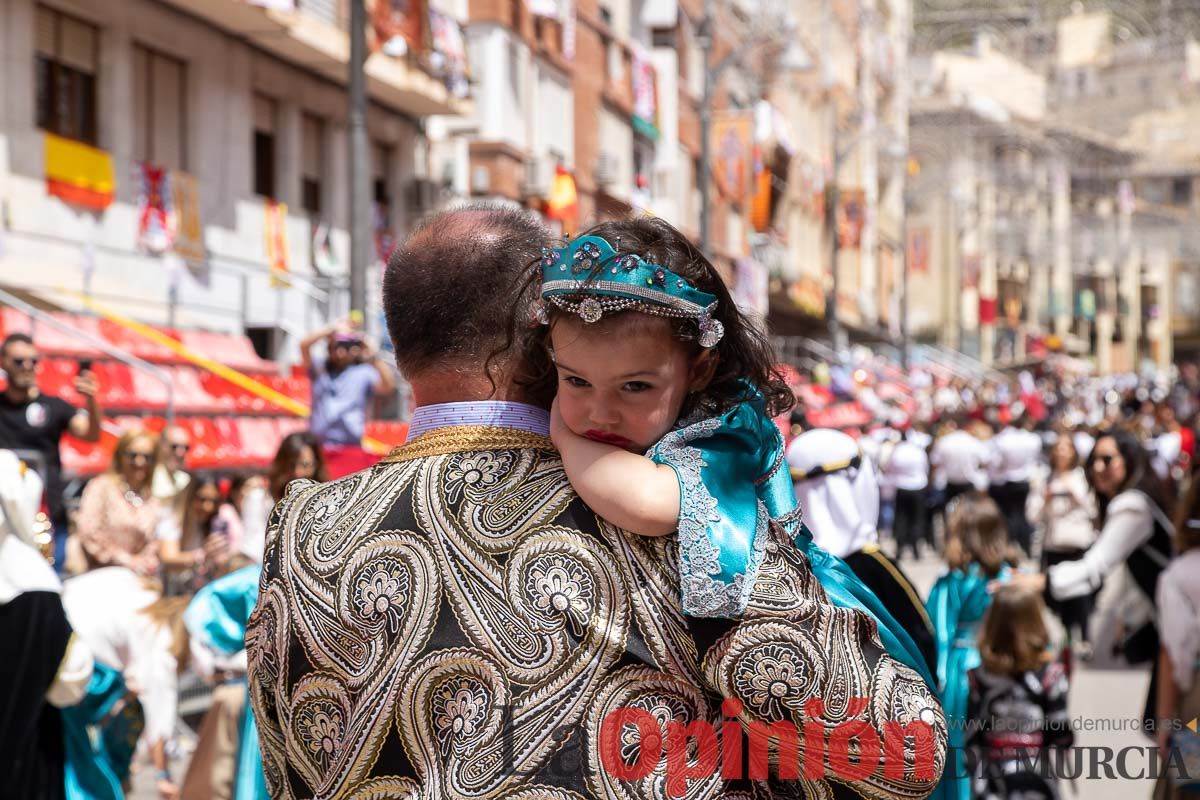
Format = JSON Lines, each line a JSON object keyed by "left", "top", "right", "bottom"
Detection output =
{"left": 0, "top": 0, "right": 469, "bottom": 360}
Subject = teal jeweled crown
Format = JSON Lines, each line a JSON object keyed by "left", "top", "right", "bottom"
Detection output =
{"left": 537, "top": 235, "right": 725, "bottom": 347}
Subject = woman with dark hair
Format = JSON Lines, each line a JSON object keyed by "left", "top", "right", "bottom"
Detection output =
{"left": 268, "top": 432, "right": 327, "bottom": 503}
{"left": 1019, "top": 427, "right": 1174, "bottom": 729}
{"left": 157, "top": 474, "right": 237, "bottom": 594}
{"left": 237, "top": 434, "right": 328, "bottom": 563}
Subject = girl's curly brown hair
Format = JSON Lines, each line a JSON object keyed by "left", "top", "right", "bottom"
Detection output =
{"left": 507, "top": 216, "right": 794, "bottom": 418}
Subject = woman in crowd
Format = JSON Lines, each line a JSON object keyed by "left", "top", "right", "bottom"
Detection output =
{"left": 75, "top": 429, "right": 164, "bottom": 577}
{"left": 238, "top": 433, "right": 327, "bottom": 563}
{"left": 966, "top": 584, "right": 1073, "bottom": 799}
{"left": 1154, "top": 479, "right": 1200, "bottom": 799}
{"left": 788, "top": 427, "right": 938, "bottom": 677}
{"left": 1017, "top": 429, "right": 1174, "bottom": 730}
{"left": 0, "top": 450, "right": 95, "bottom": 800}
{"left": 927, "top": 492, "right": 1019, "bottom": 800}
{"left": 157, "top": 475, "right": 236, "bottom": 594}
{"left": 62, "top": 568, "right": 190, "bottom": 800}
{"left": 1037, "top": 434, "right": 1097, "bottom": 656}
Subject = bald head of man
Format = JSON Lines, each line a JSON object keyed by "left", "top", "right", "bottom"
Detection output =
{"left": 381, "top": 203, "right": 552, "bottom": 403}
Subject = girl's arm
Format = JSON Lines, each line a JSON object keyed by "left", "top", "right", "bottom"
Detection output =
{"left": 156, "top": 515, "right": 203, "bottom": 573}
{"left": 550, "top": 404, "right": 680, "bottom": 536}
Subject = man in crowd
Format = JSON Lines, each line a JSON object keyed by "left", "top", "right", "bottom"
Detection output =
{"left": 988, "top": 417, "right": 1042, "bottom": 555}
{"left": 247, "top": 205, "right": 946, "bottom": 798}
{"left": 0, "top": 333, "right": 100, "bottom": 567}
{"left": 300, "top": 318, "right": 395, "bottom": 477}
{"left": 152, "top": 423, "right": 192, "bottom": 501}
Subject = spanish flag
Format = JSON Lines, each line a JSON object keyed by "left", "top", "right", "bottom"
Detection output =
{"left": 44, "top": 133, "right": 115, "bottom": 210}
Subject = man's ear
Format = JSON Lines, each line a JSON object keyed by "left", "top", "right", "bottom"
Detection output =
{"left": 689, "top": 350, "right": 719, "bottom": 392}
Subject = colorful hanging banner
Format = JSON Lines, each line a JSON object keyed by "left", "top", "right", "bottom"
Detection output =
{"left": 631, "top": 48, "right": 659, "bottom": 139}
{"left": 373, "top": 202, "right": 395, "bottom": 264}
{"left": 711, "top": 112, "right": 753, "bottom": 203}
{"left": 136, "top": 163, "right": 175, "bottom": 255}
{"left": 906, "top": 226, "right": 930, "bottom": 274}
{"left": 835, "top": 189, "right": 866, "bottom": 249}
{"left": 372, "top": 0, "right": 426, "bottom": 57}
{"left": 545, "top": 165, "right": 578, "bottom": 231}
{"left": 44, "top": 133, "right": 115, "bottom": 210}
{"left": 264, "top": 200, "right": 290, "bottom": 287}
{"left": 750, "top": 147, "right": 772, "bottom": 232}
{"left": 171, "top": 171, "right": 205, "bottom": 263}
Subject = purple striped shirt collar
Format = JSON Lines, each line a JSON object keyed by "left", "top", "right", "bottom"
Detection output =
{"left": 406, "top": 401, "right": 551, "bottom": 440}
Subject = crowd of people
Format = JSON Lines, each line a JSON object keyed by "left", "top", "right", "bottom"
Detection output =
{"left": 2, "top": 205, "right": 1200, "bottom": 799}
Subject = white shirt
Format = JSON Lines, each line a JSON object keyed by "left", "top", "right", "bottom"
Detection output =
{"left": 62, "top": 568, "right": 179, "bottom": 746}
{"left": 931, "top": 430, "right": 990, "bottom": 489}
{"left": 1158, "top": 549, "right": 1200, "bottom": 691}
{"left": 1048, "top": 490, "right": 1160, "bottom": 601}
{"left": 1040, "top": 468, "right": 1097, "bottom": 553}
{"left": 886, "top": 441, "right": 929, "bottom": 492}
{"left": 991, "top": 427, "right": 1044, "bottom": 484}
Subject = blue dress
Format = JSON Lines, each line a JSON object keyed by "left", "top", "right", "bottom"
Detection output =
{"left": 925, "top": 562, "right": 1013, "bottom": 800}
{"left": 648, "top": 386, "right": 937, "bottom": 693}
{"left": 183, "top": 565, "right": 267, "bottom": 800}
{"left": 63, "top": 662, "right": 142, "bottom": 800}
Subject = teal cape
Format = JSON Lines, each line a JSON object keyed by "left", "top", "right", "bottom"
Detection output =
{"left": 648, "top": 387, "right": 937, "bottom": 694}
{"left": 183, "top": 565, "right": 267, "bottom": 800}
{"left": 63, "top": 661, "right": 142, "bottom": 800}
{"left": 925, "top": 562, "right": 1013, "bottom": 800}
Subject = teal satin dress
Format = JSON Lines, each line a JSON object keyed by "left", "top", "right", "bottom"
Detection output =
{"left": 925, "top": 562, "right": 1013, "bottom": 800}
{"left": 183, "top": 565, "right": 267, "bottom": 800}
{"left": 648, "top": 386, "right": 937, "bottom": 694}
{"left": 63, "top": 661, "right": 143, "bottom": 800}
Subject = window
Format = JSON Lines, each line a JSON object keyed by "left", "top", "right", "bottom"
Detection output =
{"left": 253, "top": 94, "right": 278, "bottom": 198}
{"left": 1173, "top": 177, "right": 1192, "bottom": 207}
{"left": 301, "top": 114, "right": 325, "bottom": 216}
{"left": 132, "top": 46, "right": 186, "bottom": 169}
{"left": 652, "top": 28, "right": 674, "bottom": 48}
{"left": 35, "top": 6, "right": 98, "bottom": 144}
{"left": 373, "top": 142, "right": 393, "bottom": 223}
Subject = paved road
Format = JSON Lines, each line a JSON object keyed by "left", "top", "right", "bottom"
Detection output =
{"left": 131, "top": 547, "right": 1161, "bottom": 798}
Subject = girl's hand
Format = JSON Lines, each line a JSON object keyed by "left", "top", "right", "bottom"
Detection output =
{"left": 205, "top": 532, "right": 231, "bottom": 568}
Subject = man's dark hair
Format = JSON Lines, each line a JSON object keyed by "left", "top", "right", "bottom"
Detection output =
{"left": 1, "top": 332, "right": 33, "bottom": 358}
{"left": 382, "top": 203, "right": 551, "bottom": 379}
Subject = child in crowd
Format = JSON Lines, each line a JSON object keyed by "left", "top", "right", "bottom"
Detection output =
{"left": 527, "top": 216, "right": 932, "bottom": 686}
{"left": 926, "top": 492, "right": 1020, "bottom": 800}
{"left": 966, "top": 584, "right": 1073, "bottom": 799}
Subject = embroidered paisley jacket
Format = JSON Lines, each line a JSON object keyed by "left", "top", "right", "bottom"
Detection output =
{"left": 246, "top": 426, "right": 947, "bottom": 799}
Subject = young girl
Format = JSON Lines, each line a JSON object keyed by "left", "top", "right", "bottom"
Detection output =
{"left": 966, "top": 584, "right": 1073, "bottom": 799}
{"left": 529, "top": 216, "right": 933, "bottom": 688}
{"left": 925, "top": 491, "right": 1021, "bottom": 800}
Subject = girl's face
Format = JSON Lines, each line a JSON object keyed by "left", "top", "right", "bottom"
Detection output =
{"left": 293, "top": 446, "right": 319, "bottom": 481}
{"left": 1089, "top": 436, "right": 1127, "bottom": 497}
{"left": 1051, "top": 438, "right": 1075, "bottom": 472}
{"left": 550, "top": 315, "right": 713, "bottom": 453}
{"left": 192, "top": 484, "right": 221, "bottom": 522}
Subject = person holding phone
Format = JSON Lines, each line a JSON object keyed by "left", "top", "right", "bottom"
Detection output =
{"left": 156, "top": 475, "right": 237, "bottom": 594}
{"left": 0, "top": 333, "right": 102, "bottom": 570}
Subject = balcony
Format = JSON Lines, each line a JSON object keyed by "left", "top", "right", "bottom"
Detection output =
{"left": 162, "top": 0, "right": 471, "bottom": 117}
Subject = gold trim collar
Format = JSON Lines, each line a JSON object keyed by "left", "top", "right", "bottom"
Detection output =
{"left": 381, "top": 425, "right": 556, "bottom": 463}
